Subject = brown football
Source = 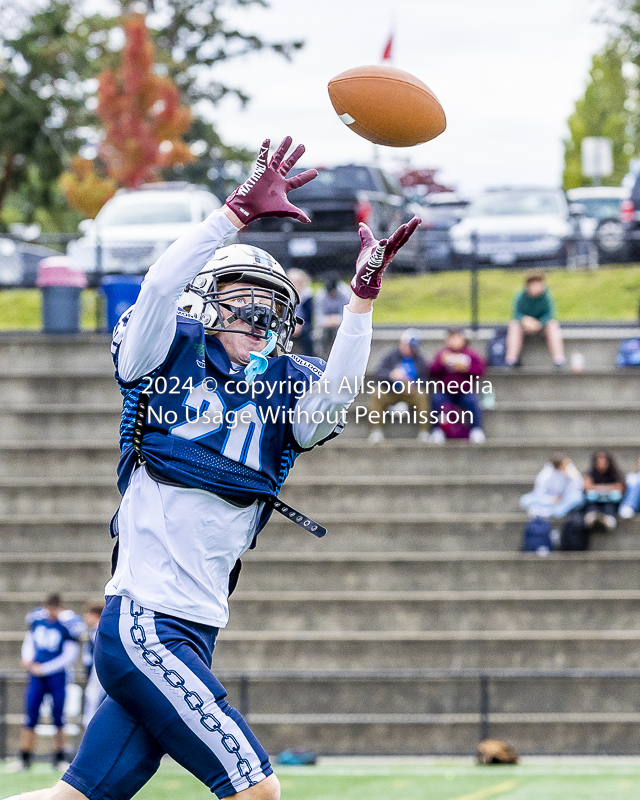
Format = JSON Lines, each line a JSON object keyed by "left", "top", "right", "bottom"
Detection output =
{"left": 327, "top": 65, "right": 446, "bottom": 147}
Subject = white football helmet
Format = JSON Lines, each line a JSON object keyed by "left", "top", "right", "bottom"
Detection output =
{"left": 179, "top": 244, "right": 301, "bottom": 354}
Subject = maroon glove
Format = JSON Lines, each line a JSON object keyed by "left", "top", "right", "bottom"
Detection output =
{"left": 225, "top": 137, "right": 318, "bottom": 225}
{"left": 351, "top": 216, "right": 421, "bottom": 299}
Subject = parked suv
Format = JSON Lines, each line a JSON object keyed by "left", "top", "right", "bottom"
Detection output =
{"left": 621, "top": 173, "right": 640, "bottom": 259}
{"left": 416, "top": 192, "right": 469, "bottom": 271}
{"left": 237, "top": 164, "right": 419, "bottom": 273}
{"left": 567, "top": 186, "right": 628, "bottom": 263}
{"left": 450, "top": 187, "right": 585, "bottom": 267}
{"left": 68, "top": 182, "right": 221, "bottom": 277}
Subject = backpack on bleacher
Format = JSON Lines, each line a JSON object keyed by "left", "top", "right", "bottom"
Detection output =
{"left": 616, "top": 338, "right": 640, "bottom": 367}
{"left": 487, "top": 326, "right": 508, "bottom": 367}
{"left": 521, "top": 516, "right": 553, "bottom": 553}
{"left": 558, "top": 512, "right": 590, "bottom": 551}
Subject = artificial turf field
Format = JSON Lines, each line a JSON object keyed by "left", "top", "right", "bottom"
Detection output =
{"left": 4, "top": 758, "right": 640, "bottom": 799}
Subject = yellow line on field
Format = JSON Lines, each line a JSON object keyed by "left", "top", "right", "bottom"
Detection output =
{"left": 446, "top": 779, "right": 518, "bottom": 800}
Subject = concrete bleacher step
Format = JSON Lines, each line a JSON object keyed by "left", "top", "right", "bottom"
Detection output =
{"left": 0, "top": 373, "right": 121, "bottom": 405}
{"left": 0, "top": 406, "right": 120, "bottom": 441}
{"left": 3, "top": 551, "right": 640, "bottom": 593}
{"left": 0, "top": 326, "right": 634, "bottom": 374}
{"left": 0, "top": 474, "right": 573, "bottom": 515}
{"left": 3, "top": 438, "right": 640, "bottom": 480}
{"left": 2, "top": 398, "right": 620, "bottom": 444}
{"left": 212, "top": 630, "right": 640, "bottom": 671}
{"left": 223, "top": 590, "right": 640, "bottom": 633}
{"left": 275, "top": 475, "right": 599, "bottom": 514}
{"left": 0, "top": 368, "right": 636, "bottom": 406}
{"left": 289, "top": 439, "right": 640, "bottom": 477}
{"left": 368, "top": 325, "right": 639, "bottom": 371}
{"left": 3, "top": 512, "right": 639, "bottom": 554}
{"left": 14, "top": 400, "right": 640, "bottom": 442}
{"left": 0, "top": 474, "right": 544, "bottom": 515}
{"left": 0, "top": 335, "right": 113, "bottom": 373}
{"left": 340, "top": 402, "right": 640, "bottom": 439}
{"left": 486, "top": 370, "right": 640, "bottom": 402}
{"left": 3, "top": 628, "right": 640, "bottom": 670}
{"left": 5, "top": 589, "right": 640, "bottom": 632}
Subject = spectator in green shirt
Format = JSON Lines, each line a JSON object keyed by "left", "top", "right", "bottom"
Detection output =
{"left": 505, "top": 270, "right": 565, "bottom": 367}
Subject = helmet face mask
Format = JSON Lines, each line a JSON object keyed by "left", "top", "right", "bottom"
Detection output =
{"left": 179, "top": 245, "right": 301, "bottom": 355}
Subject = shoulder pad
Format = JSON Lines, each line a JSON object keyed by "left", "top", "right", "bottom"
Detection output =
{"left": 177, "top": 308, "right": 200, "bottom": 322}
{"left": 286, "top": 354, "right": 327, "bottom": 381}
{"left": 25, "top": 608, "right": 47, "bottom": 626}
{"left": 59, "top": 610, "right": 86, "bottom": 638}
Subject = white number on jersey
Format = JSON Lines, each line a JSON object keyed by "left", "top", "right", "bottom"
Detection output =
{"left": 170, "top": 384, "right": 264, "bottom": 471}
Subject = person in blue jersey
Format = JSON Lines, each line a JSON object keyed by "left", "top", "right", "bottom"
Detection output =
{"left": 4, "top": 137, "right": 419, "bottom": 800}
{"left": 17, "top": 594, "right": 84, "bottom": 771}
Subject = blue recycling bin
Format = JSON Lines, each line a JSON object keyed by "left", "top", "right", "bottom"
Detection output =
{"left": 100, "top": 275, "right": 144, "bottom": 331}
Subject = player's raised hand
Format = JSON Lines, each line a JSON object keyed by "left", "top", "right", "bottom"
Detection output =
{"left": 225, "top": 137, "right": 318, "bottom": 225}
{"left": 351, "top": 216, "right": 421, "bottom": 300}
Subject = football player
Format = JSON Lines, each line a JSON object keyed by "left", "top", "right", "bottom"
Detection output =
{"left": 17, "top": 594, "right": 85, "bottom": 771}
{"left": 4, "top": 137, "right": 419, "bottom": 800}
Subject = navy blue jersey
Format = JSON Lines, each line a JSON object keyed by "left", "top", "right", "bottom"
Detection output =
{"left": 113, "top": 310, "right": 330, "bottom": 505}
{"left": 26, "top": 609, "right": 84, "bottom": 666}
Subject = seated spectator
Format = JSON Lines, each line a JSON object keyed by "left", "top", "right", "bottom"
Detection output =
{"left": 519, "top": 453, "right": 584, "bottom": 519}
{"left": 429, "top": 327, "right": 486, "bottom": 444}
{"left": 505, "top": 270, "right": 565, "bottom": 367}
{"left": 583, "top": 450, "right": 625, "bottom": 530}
{"left": 368, "top": 328, "right": 430, "bottom": 443}
{"left": 316, "top": 272, "right": 351, "bottom": 358}
{"left": 287, "top": 268, "right": 315, "bottom": 357}
{"left": 618, "top": 455, "right": 640, "bottom": 519}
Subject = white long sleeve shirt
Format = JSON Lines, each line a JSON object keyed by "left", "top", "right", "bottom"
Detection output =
{"left": 106, "top": 210, "right": 372, "bottom": 626}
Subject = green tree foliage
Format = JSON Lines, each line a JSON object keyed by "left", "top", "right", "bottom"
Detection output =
{"left": 0, "top": 0, "right": 302, "bottom": 230}
{"left": 563, "top": 43, "right": 632, "bottom": 189}
{"left": 116, "top": 0, "right": 303, "bottom": 195}
{"left": 0, "top": 1, "right": 114, "bottom": 228}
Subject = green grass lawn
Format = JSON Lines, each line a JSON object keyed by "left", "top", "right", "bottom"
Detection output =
{"left": 4, "top": 759, "right": 640, "bottom": 800}
{"left": 2, "top": 264, "right": 640, "bottom": 331}
{"left": 0, "top": 289, "right": 100, "bottom": 331}
{"left": 373, "top": 264, "right": 640, "bottom": 325}
{"left": 3, "top": 264, "right": 640, "bottom": 331}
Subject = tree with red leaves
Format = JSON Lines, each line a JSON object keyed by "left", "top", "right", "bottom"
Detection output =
{"left": 97, "top": 13, "right": 194, "bottom": 188}
{"left": 61, "top": 13, "right": 194, "bottom": 213}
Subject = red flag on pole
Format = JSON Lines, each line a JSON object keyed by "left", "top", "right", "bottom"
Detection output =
{"left": 381, "top": 34, "right": 393, "bottom": 62}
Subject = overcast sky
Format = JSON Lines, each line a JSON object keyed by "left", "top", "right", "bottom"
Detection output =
{"left": 207, "top": 0, "right": 611, "bottom": 194}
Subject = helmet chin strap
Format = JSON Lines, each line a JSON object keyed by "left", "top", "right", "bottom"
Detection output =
{"left": 244, "top": 331, "right": 278, "bottom": 385}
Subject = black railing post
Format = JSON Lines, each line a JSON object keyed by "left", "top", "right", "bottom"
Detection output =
{"left": 0, "top": 675, "right": 7, "bottom": 761}
{"left": 479, "top": 674, "right": 490, "bottom": 742}
{"left": 470, "top": 231, "right": 479, "bottom": 332}
{"left": 239, "top": 675, "right": 250, "bottom": 719}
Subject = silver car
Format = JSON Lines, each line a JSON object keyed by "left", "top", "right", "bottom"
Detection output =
{"left": 450, "top": 187, "right": 586, "bottom": 267}
{"left": 68, "top": 182, "right": 221, "bottom": 276}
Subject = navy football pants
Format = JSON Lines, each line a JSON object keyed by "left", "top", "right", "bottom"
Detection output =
{"left": 24, "top": 672, "right": 66, "bottom": 729}
{"left": 62, "top": 596, "right": 271, "bottom": 800}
